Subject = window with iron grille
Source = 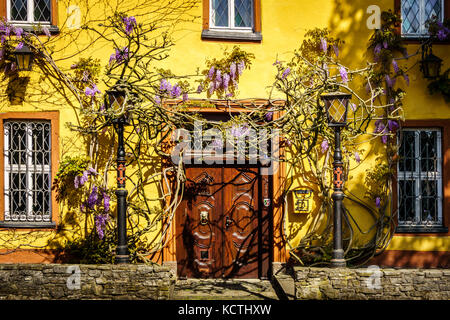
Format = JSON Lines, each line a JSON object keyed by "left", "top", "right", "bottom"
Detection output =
{"left": 210, "top": 0, "right": 253, "bottom": 31}
{"left": 401, "top": 0, "right": 444, "bottom": 37}
{"left": 3, "top": 120, "right": 52, "bottom": 225}
{"left": 7, "top": 0, "right": 51, "bottom": 24}
{"left": 397, "top": 128, "right": 445, "bottom": 232}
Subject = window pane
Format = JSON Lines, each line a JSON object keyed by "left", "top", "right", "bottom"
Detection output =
{"left": 212, "top": 0, "right": 229, "bottom": 27}
{"left": 420, "top": 179, "right": 438, "bottom": 224}
{"left": 235, "top": 0, "right": 252, "bottom": 28}
{"left": 31, "top": 122, "right": 51, "bottom": 165}
{"left": 398, "top": 179, "right": 416, "bottom": 224}
{"left": 34, "top": 0, "right": 51, "bottom": 22}
{"left": 11, "top": 0, "right": 28, "bottom": 21}
{"left": 425, "top": 0, "right": 442, "bottom": 21}
{"left": 398, "top": 131, "right": 416, "bottom": 172}
{"left": 420, "top": 130, "right": 438, "bottom": 172}
{"left": 402, "top": 0, "right": 420, "bottom": 34}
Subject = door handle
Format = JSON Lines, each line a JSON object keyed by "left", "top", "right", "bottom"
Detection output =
{"left": 225, "top": 216, "right": 233, "bottom": 229}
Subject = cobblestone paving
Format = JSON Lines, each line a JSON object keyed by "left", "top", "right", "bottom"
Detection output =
{"left": 173, "top": 279, "right": 280, "bottom": 300}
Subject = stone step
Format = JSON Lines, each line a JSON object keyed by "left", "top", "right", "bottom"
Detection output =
{"left": 172, "top": 279, "right": 279, "bottom": 300}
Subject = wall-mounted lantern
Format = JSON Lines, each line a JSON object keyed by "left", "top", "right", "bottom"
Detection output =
{"left": 320, "top": 91, "right": 352, "bottom": 127}
{"left": 420, "top": 43, "right": 443, "bottom": 79}
{"left": 14, "top": 44, "right": 34, "bottom": 71}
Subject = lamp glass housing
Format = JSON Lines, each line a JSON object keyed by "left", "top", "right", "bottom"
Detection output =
{"left": 105, "top": 90, "right": 129, "bottom": 123}
{"left": 321, "top": 92, "right": 352, "bottom": 127}
{"left": 14, "top": 45, "right": 34, "bottom": 71}
{"left": 421, "top": 53, "right": 442, "bottom": 79}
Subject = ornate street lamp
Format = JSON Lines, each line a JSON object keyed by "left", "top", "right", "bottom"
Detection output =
{"left": 14, "top": 44, "right": 34, "bottom": 71}
{"left": 420, "top": 44, "right": 442, "bottom": 79}
{"left": 105, "top": 89, "right": 130, "bottom": 264}
{"left": 321, "top": 91, "right": 352, "bottom": 268}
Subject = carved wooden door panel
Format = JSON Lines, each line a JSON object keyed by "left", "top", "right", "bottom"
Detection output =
{"left": 176, "top": 167, "right": 223, "bottom": 279}
{"left": 176, "top": 166, "right": 261, "bottom": 279}
{"left": 221, "top": 167, "right": 259, "bottom": 279}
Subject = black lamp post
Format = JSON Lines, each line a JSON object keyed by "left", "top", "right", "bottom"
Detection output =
{"left": 14, "top": 44, "right": 34, "bottom": 71}
{"left": 420, "top": 43, "right": 443, "bottom": 79}
{"left": 321, "top": 91, "right": 352, "bottom": 268}
{"left": 105, "top": 89, "right": 130, "bottom": 264}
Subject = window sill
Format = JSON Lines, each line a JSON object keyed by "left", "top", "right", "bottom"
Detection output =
{"left": 201, "top": 29, "right": 262, "bottom": 42}
{"left": 396, "top": 225, "right": 448, "bottom": 234}
{"left": 401, "top": 35, "right": 450, "bottom": 45}
{"left": 7, "top": 23, "right": 60, "bottom": 36}
{"left": 0, "top": 221, "right": 56, "bottom": 229}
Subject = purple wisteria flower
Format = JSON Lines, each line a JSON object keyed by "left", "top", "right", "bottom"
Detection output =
{"left": 374, "top": 43, "right": 382, "bottom": 56}
{"left": 182, "top": 93, "right": 189, "bottom": 102}
{"left": 320, "top": 38, "right": 327, "bottom": 53}
{"left": 381, "top": 134, "right": 388, "bottom": 144}
{"left": 103, "top": 192, "right": 110, "bottom": 212}
{"left": 355, "top": 152, "right": 361, "bottom": 163}
{"left": 339, "top": 67, "right": 348, "bottom": 83}
{"left": 230, "top": 62, "right": 236, "bottom": 80}
{"left": 383, "top": 41, "right": 388, "bottom": 49}
{"left": 281, "top": 67, "right": 291, "bottom": 79}
{"left": 333, "top": 44, "right": 339, "bottom": 57}
{"left": 374, "top": 120, "right": 385, "bottom": 134}
{"left": 385, "top": 74, "right": 396, "bottom": 88}
{"left": 208, "top": 66, "right": 215, "bottom": 80}
{"left": 170, "top": 84, "right": 182, "bottom": 98}
{"left": 14, "top": 27, "right": 23, "bottom": 38}
{"left": 375, "top": 197, "right": 381, "bottom": 208}
{"left": 403, "top": 73, "right": 410, "bottom": 86}
{"left": 87, "top": 186, "right": 98, "bottom": 209}
{"left": 222, "top": 73, "right": 230, "bottom": 90}
{"left": 85, "top": 84, "right": 101, "bottom": 97}
{"left": 196, "top": 84, "right": 203, "bottom": 93}
{"left": 210, "top": 138, "right": 223, "bottom": 149}
{"left": 265, "top": 111, "right": 273, "bottom": 122}
{"left": 350, "top": 103, "right": 357, "bottom": 112}
{"left": 237, "top": 60, "right": 245, "bottom": 75}
{"left": 154, "top": 95, "right": 161, "bottom": 104}
{"left": 231, "top": 124, "right": 250, "bottom": 137}
{"left": 15, "top": 42, "right": 23, "bottom": 50}
{"left": 123, "top": 16, "right": 137, "bottom": 35}
{"left": 392, "top": 60, "right": 399, "bottom": 73}
{"left": 109, "top": 47, "right": 129, "bottom": 65}
{"left": 321, "top": 139, "right": 329, "bottom": 153}
{"left": 160, "top": 79, "right": 171, "bottom": 91}
{"left": 388, "top": 120, "right": 399, "bottom": 132}
{"left": 95, "top": 214, "right": 109, "bottom": 240}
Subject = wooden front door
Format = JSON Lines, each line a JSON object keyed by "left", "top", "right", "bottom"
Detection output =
{"left": 176, "top": 166, "right": 270, "bottom": 279}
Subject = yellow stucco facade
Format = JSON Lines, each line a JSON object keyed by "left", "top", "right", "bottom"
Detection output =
{"left": 0, "top": 0, "right": 448, "bottom": 270}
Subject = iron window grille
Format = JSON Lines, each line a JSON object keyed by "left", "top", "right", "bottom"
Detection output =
{"left": 397, "top": 128, "right": 444, "bottom": 231}
{"left": 401, "top": 0, "right": 444, "bottom": 38}
{"left": 3, "top": 120, "right": 52, "bottom": 225}
{"left": 7, "top": 0, "right": 51, "bottom": 25}
{"left": 210, "top": 0, "right": 253, "bottom": 31}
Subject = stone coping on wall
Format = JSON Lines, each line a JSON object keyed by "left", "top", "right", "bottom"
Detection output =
{"left": 294, "top": 267, "right": 450, "bottom": 300}
{"left": 0, "top": 264, "right": 176, "bottom": 300}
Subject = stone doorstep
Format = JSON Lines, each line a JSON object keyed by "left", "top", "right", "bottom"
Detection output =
{"left": 272, "top": 274, "right": 296, "bottom": 300}
{"left": 172, "top": 279, "right": 279, "bottom": 300}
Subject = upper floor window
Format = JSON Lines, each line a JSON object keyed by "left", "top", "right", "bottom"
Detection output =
{"left": 397, "top": 128, "right": 446, "bottom": 232}
{"left": 210, "top": 0, "right": 253, "bottom": 30}
{"left": 401, "top": 0, "right": 444, "bottom": 37}
{"left": 202, "top": 0, "right": 261, "bottom": 41}
{"left": 7, "top": 0, "right": 51, "bottom": 24}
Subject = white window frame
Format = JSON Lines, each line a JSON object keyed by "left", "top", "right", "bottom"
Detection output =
{"left": 401, "top": 0, "right": 445, "bottom": 38}
{"left": 6, "top": 0, "right": 52, "bottom": 25}
{"left": 3, "top": 120, "right": 52, "bottom": 223}
{"left": 397, "top": 128, "right": 443, "bottom": 228}
{"left": 209, "top": 0, "right": 253, "bottom": 32}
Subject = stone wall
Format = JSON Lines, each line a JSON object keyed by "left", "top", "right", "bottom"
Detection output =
{"left": 294, "top": 267, "right": 450, "bottom": 300}
{"left": 0, "top": 264, "right": 175, "bottom": 300}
